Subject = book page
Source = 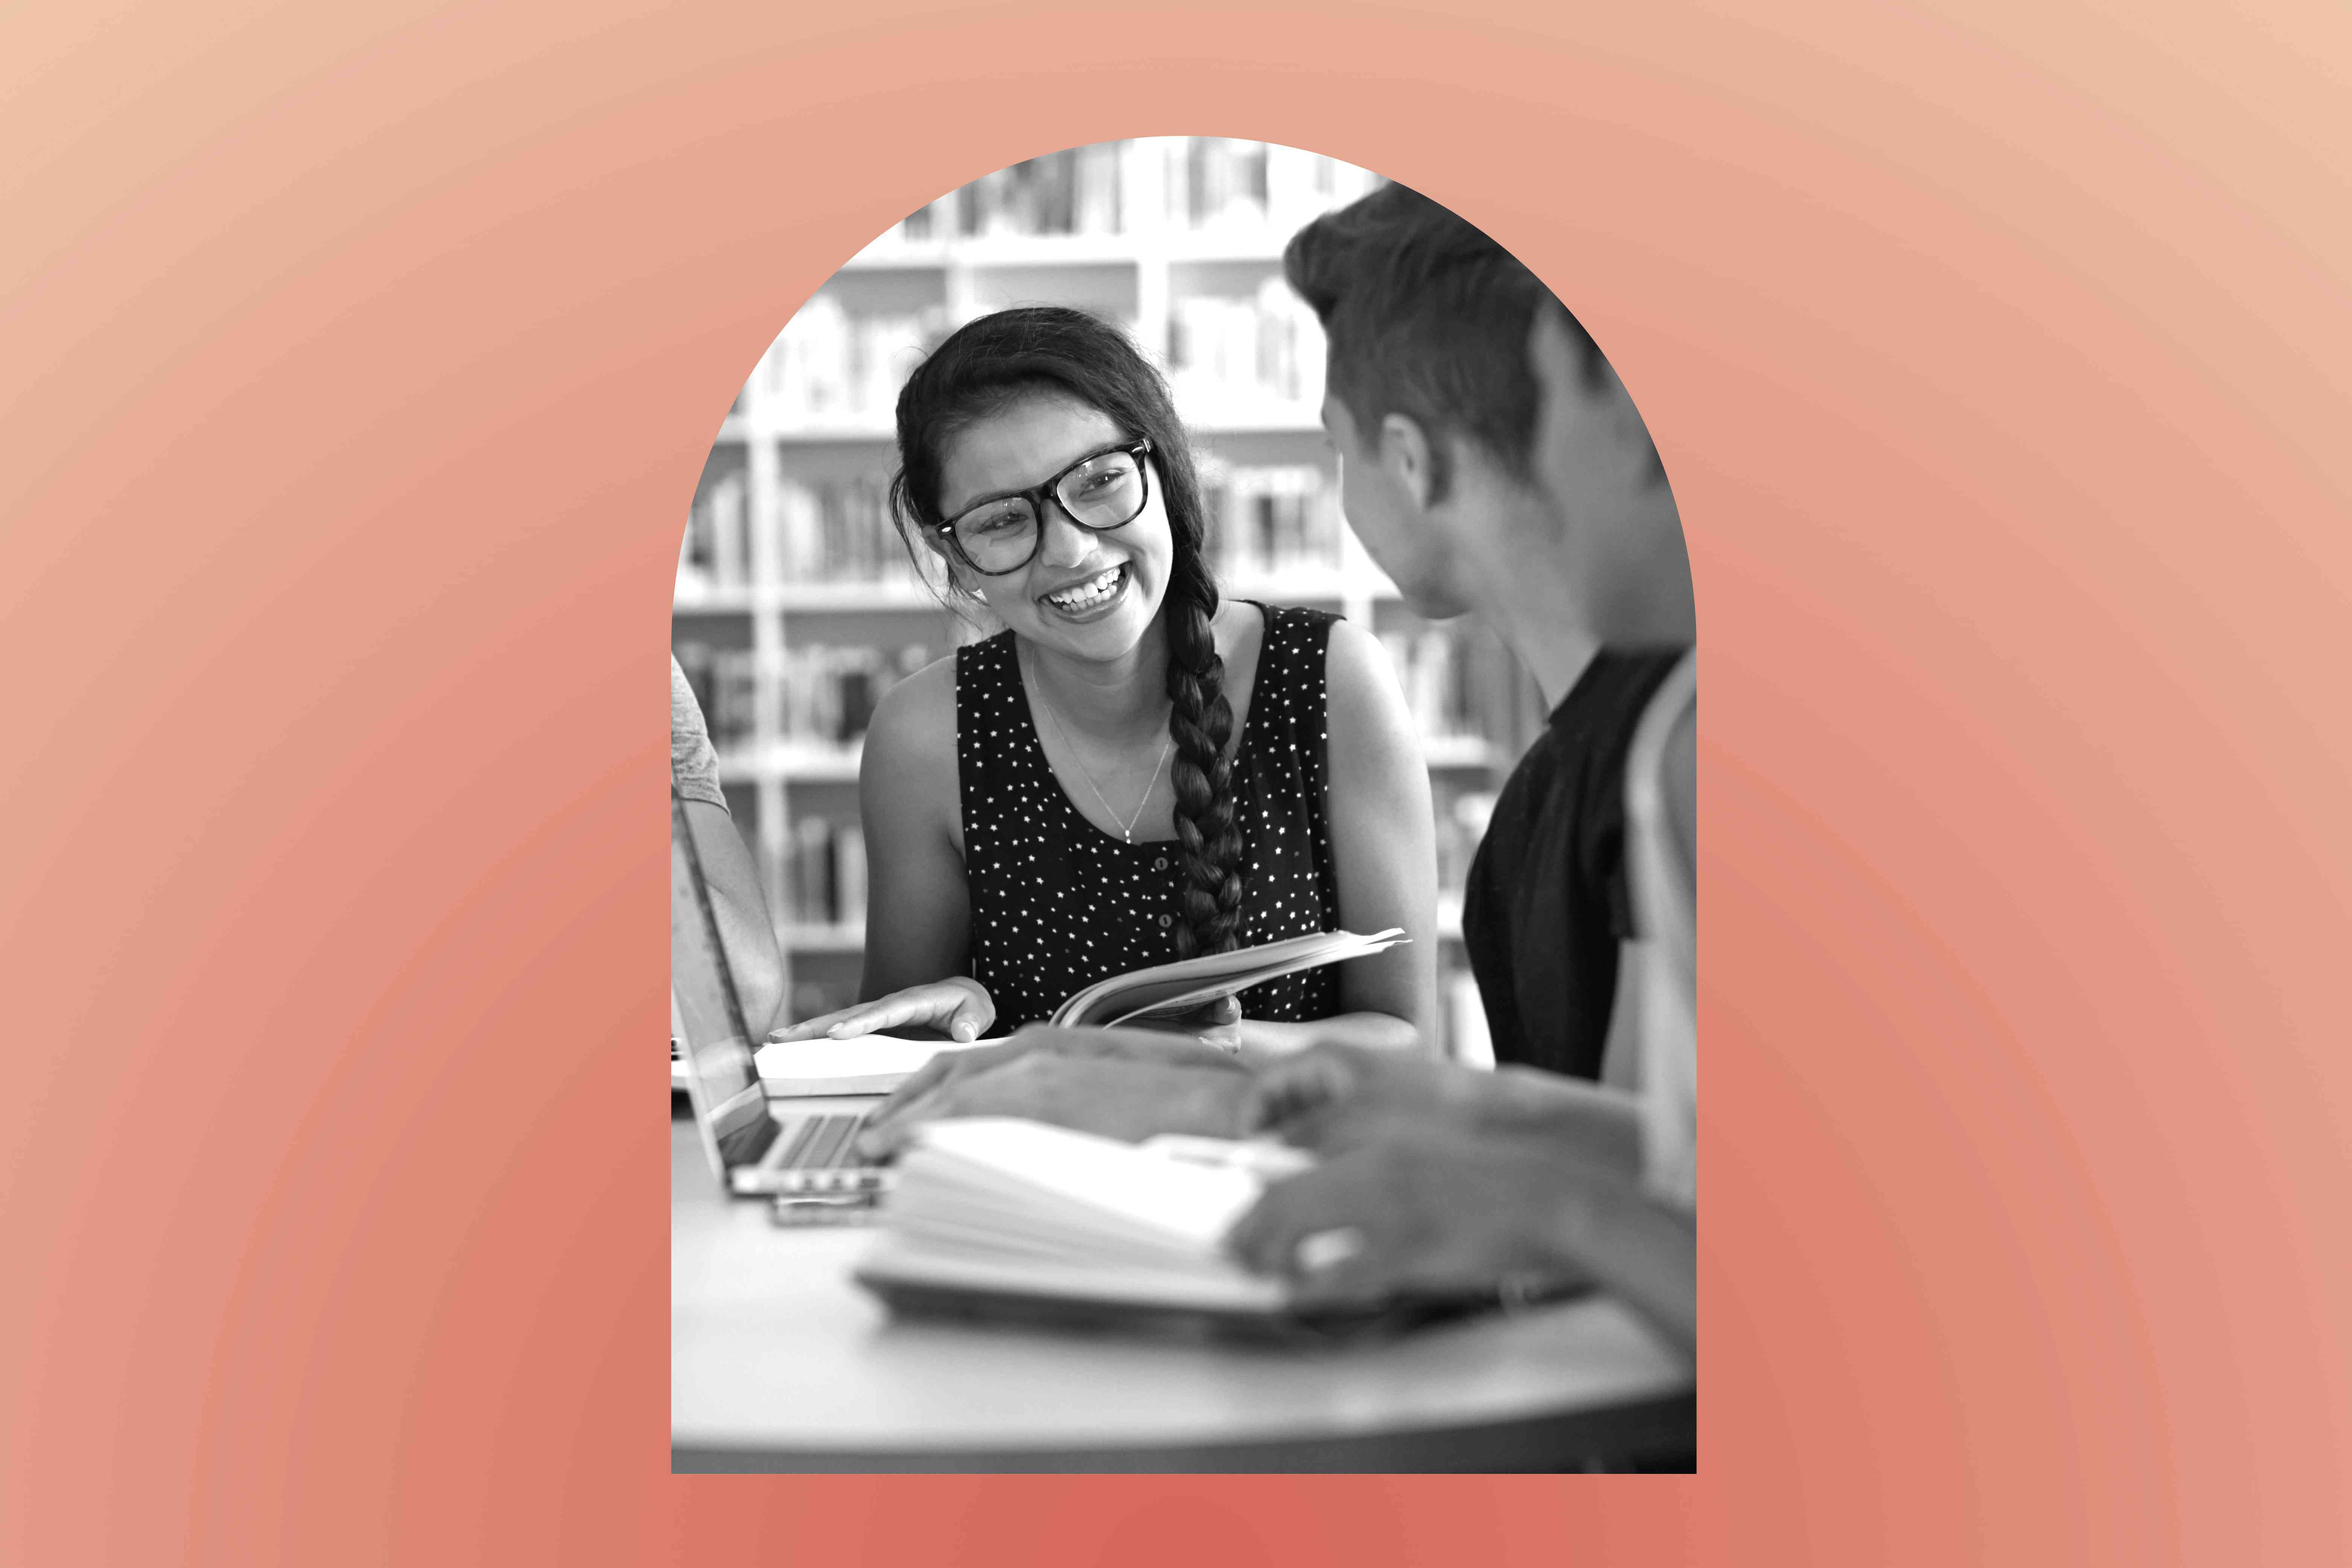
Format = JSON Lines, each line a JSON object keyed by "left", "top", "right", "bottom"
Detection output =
{"left": 1050, "top": 928, "right": 1406, "bottom": 1028}
{"left": 752, "top": 1034, "right": 983, "bottom": 1095}
{"left": 892, "top": 1118, "right": 1271, "bottom": 1259}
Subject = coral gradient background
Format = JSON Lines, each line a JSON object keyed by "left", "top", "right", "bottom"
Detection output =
{"left": 3, "top": 1, "right": 2348, "bottom": 1563}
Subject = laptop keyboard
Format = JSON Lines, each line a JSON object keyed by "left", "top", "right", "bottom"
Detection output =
{"left": 776, "top": 1112, "right": 876, "bottom": 1170}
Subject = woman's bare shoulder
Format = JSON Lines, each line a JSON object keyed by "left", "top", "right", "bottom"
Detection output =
{"left": 863, "top": 651, "right": 960, "bottom": 806}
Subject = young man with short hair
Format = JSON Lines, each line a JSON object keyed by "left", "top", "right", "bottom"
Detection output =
{"left": 1223, "top": 184, "right": 1698, "bottom": 1354}
{"left": 1281, "top": 180, "right": 1693, "bottom": 1085}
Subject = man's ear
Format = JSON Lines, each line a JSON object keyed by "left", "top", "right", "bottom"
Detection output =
{"left": 1377, "top": 412, "right": 1445, "bottom": 509}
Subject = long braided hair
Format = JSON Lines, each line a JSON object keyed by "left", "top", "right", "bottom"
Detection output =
{"left": 887, "top": 306, "right": 1245, "bottom": 958}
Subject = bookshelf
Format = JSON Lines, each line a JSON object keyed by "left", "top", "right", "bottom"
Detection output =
{"left": 673, "top": 138, "right": 1545, "bottom": 1057}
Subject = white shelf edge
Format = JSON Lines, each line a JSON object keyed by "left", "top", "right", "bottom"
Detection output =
{"left": 781, "top": 923, "right": 865, "bottom": 953}
{"left": 774, "top": 584, "right": 942, "bottom": 611}
{"left": 672, "top": 586, "right": 760, "bottom": 614}
{"left": 715, "top": 743, "right": 865, "bottom": 783}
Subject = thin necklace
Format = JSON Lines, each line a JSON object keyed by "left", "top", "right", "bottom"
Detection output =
{"left": 1025, "top": 653, "right": 1175, "bottom": 844}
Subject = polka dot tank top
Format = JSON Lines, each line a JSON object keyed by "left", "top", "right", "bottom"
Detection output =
{"left": 957, "top": 603, "right": 1344, "bottom": 1033}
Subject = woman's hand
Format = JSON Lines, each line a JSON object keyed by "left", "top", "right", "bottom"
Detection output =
{"left": 1115, "top": 993, "right": 1243, "bottom": 1052}
{"left": 768, "top": 977, "right": 995, "bottom": 1044}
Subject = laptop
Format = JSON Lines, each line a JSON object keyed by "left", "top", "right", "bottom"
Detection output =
{"left": 671, "top": 787, "right": 889, "bottom": 1206}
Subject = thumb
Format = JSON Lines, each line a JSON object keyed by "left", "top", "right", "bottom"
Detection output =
{"left": 948, "top": 987, "right": 993, "bottom": 1043}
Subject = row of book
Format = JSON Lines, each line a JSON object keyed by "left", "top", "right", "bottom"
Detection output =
{"left": 776, "top": 644, "right": 934, "bottom": 746}
{"left": 1161, "top": 139, "right": 1381, "bottom": 238}
{"left": 778, "top": 478, "right": 930, "bottom": 588}
{"left": 1201, "top": 462, "right": 1346, "bottom": 579}
{"left": 677, "top": 470, "right": 750, "bottom": 598}
{"left": 750, "top": 292, "right": 1323, "bottom": 423}
{"left": 1166, "top": 278, "right": 1324, "bottom": 409}
{"left": 672, "top": 641, "right": 759, "bottom": 752}
{"left": 758, "top": 297, "right": 946, "bottom": 423}
{"left": 886, "top": 141, "right": 1382, "bottom": 245}
{"left": 679, "top": 476, "right": 934, "bottom": 595}
{"left": 785, "top": 815, "right": 868, "bottom": 930}
{"left": 674, "top": 640, "right": 936, "bottom": 750}
{"left": 897, "top": 144, "right": 1128, "bottom": 241}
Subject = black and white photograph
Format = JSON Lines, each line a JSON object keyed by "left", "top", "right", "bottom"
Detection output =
{"left": 669, "top": 137, "right": 1697, "bottom": 1472}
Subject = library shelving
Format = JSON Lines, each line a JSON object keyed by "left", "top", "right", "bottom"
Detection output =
{"left": 674, "top": 139, "right": 1545, "bottom": 1058}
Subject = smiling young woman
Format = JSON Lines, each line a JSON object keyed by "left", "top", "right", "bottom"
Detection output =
{"left": 770, "top": 305, "right": 1438, "bottom": 1056}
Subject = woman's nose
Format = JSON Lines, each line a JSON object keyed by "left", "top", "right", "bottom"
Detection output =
{"left": 1035, "top": 501, "right": 1097, "bottom": 567}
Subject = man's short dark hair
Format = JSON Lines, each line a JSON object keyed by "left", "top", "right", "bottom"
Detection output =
{"left": 1284, "top": 183, "right": 1603, "bottom": 498}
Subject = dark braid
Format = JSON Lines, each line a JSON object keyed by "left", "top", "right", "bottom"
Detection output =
{"left": 1162, "top": 548, "right": 1245, "bottom": 957}
{"left": 885, "top": 306, "right": 1246, "bottom": 957}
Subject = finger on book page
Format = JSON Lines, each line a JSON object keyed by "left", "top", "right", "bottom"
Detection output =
{"left": 770, "top": 1005, "right": 869, "bottom": 1042}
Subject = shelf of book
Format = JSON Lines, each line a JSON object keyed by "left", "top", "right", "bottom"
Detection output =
{"left": 673, "top": 138, "right": 1543, "bottom": 1058}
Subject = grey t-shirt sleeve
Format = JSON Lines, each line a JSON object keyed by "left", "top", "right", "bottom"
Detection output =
{"left": 671, "top": 654, "right": 729, "bottom": 811}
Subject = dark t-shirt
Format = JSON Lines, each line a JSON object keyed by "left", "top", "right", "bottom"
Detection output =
{"left": 1460, "top": 648, "right": 1686, "bottom": 1079}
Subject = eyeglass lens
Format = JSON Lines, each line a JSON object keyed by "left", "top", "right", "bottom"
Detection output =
{"left": 953, "top": 449, "right": 1147, "bottom": 572}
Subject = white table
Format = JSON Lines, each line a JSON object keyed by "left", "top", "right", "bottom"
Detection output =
{"left": 672, "top": 1100, "right": 1693, "bottom": 1471}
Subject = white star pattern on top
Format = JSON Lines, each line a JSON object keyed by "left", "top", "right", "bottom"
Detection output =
{"left": 957, "top": 604, "right": 1342, "bottom": 1032}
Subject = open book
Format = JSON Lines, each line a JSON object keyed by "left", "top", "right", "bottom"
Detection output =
{"left": 751, "top": 928, "right": 1406, "bottom": 1096}
{"left": 853, "top": 1118, "right": 1314, "bottom": 1326}
{"left": 1047, "top": 926, "right": 1407, "bottom": 1028}
{"left": 853, "top": 1115, "right": 1581, "bottom": 1339}
{"left": 754, "top": 1034, "right": 984, "bottom": 1097}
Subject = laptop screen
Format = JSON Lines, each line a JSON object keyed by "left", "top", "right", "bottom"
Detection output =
{"left": 672, "top": 788, "right": 777, "bottom": 1179}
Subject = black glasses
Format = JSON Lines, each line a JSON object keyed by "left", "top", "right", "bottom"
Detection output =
{"left": 934, "top": 439, "right": 1154, "bottom": 576}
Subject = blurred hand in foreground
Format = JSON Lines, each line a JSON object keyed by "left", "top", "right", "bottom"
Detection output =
{"left": 1246, "top": 1042, "right": 1649, "bottom": 1177}
{"left": 860, "top": 1008, "right": 1246, "bottom": 1147}
{"left": 1243, "top": 1041, "right": 1489, "bottom": 1149}
{"left": 1223, "top": 1127, "right": 1605, "bottom": 1307}
{"left": 857, "top": 1050, "right": 1254, "bottom": 1157}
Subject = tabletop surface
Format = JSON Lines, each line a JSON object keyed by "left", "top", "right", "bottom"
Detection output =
{"left": 671, "top": 1098, "right": 1694, "bottom": 1471}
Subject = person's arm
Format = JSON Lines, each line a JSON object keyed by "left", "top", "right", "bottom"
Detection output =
{"left": 1232, "top": 619, "right": 1439, "bottom": 1055}
{"left": 770, "top": 659, "right": 996, "bottom": 1042}
{"left": 1224, "top": 1126, "right": 1696, "bottom": 1361}
{"left": 1549, "top": 1162, "right": 1697, "bottom": 1357}
{"left": 681, "top": 798, "right": 785, "bottom": 1039}
{"left": 672, "top": 655, "right": 784, "bottom": 1035}
{"left": 1242, "top": 1041, "right": 1649, "bottom": 1177}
